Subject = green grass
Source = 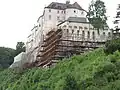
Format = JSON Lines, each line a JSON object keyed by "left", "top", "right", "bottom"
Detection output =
{"left": 1, "top": 48, "right": 120, "bottom": 90}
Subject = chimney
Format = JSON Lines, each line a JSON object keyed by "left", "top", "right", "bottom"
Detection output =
{"left": 66, "top": 0, "right": 70, "bottom": 4}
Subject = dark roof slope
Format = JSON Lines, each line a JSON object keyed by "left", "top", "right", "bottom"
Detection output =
{"left": 45, "top": 2, "right": 85, "bottom": 11}
{"left": 67, "top": 17, "right": 87, "bottom": 23}
{"left": 57, "top": 17, "right": 88, "bottom": 26}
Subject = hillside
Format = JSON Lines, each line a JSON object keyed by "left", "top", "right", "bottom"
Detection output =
{"left": 1, "top": 48, "right": 120, "bottom": 90}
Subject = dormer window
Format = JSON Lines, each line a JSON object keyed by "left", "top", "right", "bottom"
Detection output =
{"left": 81, "top": 11, "right": 84, "bottom": 15}
{"left": 74, "top": 26, "right": 77, "bottom": 29}
{"left": 79, "top": 26, "right": 83, "bottom": 29}
{"left": 49, "top": 9, "right": 51, "bottom": 12}
{"left": 84, "top": 27, "right": 88, "bottom": 29}
{"left": 63, "top": 25, "right": 66, "bottom": 27}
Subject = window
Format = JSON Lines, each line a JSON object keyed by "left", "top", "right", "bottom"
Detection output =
{"left": 49, "top": 9, "right": 51, "bottom": 12}
{"left": 77, "top": 30, "right": 80, "bottom": 35}
{"left": 57, "top": 16, "right": 60, "bottom": 20}
{"left": 92, "top": 31, "right": 95, "bottom": 40}
{"left": 82, "top": 31, "right": 85, "bottom": 39}
{"left": 87, "top": 31, "right": 90, "bottom": 39}
{"left": 108, "top": 32, "right": 111, "bottom": 37}
{"left": 57, "top": 10, "right": 59, "bottom": 14}
{"left": 74, "top": 26, "right": 77, "bottom": 29}
{"left": 90, "top": 28, "right": 93, "bottom": 30}
{"left": 49, "top": 15, "right": 51, "bottom": 20}
{"left": 72, "top": 30, "right": 74, "bottom": 33}
{"left": 61, "top": 11, "right": 63, "bottom": 14}
{"left": 64, "top": 11, "right": 66, "bottom": 14}
{"left": 84, "top": 27, "right": 88, "bottom": 30}
{"left": 79, "top": 26, "right": 83, "bottom": 29}
{"left": 67, "top": 29, "right": 69, "bottom": 33}
{"left": 74, "top": 10, "right": 76, "bottom": 13}
{"left": 103, "top": 32, "right": 105, "bottom": 36}
{"left": 81, "top": 11, "right": 84, "bottom": 15}
{"left": 63, "top": 25, "right": 66, "bottom": 27}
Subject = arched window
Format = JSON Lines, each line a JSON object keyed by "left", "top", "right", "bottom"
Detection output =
{"left": 74, "top": 10, "right": 76, "bottom": 13}
{"left": 67, "top": 29, "right": 69, "bottom": 33}
{"left": 63, "top": 25, "right": 66, "bottom": 27}
{"left": 72, "top": 30, "right": 74, "bottom": 33}
{"left": 69, "top": 26, "right": 72, "bottom": 28}
{"left": 77, "top": 30, "right": 80, "bottom": 36}
{"left": 90, "top": 28, "right": 93, "bottom": 30}
{"left": 74, "top": 26, "right": 77, "bottom": 29}
{"left": 103, "top": 32, "right": 105, "bottom": 36}
{"left": 79, "top": 26, "right": 83, "bottom": 30}
{"left": 87, "top": 31, "right": 90, "bottom": 39}
{"left": 108, "top": 32, "right": 111, "bottom": 37}
{"left": 92, "top": 31, "right": 95, "bottom": 40}
{"left": 82, "top": 31, "right": 85, "bottom": 40}
{"left": 84, "top": 27, "right": 88, "bottom": 30}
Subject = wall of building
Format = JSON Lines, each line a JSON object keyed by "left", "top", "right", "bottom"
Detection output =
{"left": 65, "top": 9, "right": 86, "bottom": 20}
{"left": 43, "top": 8, "right": 66, "bottom": 34}
{"left": 58, "top": 21, "right": 111, "bottom": 41}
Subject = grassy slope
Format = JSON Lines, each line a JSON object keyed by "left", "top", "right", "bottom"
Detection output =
{"left": 0, "top": 48, "right": 120, "bottom": 90}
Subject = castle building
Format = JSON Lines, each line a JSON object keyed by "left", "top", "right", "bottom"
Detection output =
{"left": 10, "top": 1, "right": 112, "bottom": 68}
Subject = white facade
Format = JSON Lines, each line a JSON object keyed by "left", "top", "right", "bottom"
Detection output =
{"left": 58, "top": 21, "right": 111, "bottom": 41}
{"left": 65, "top": 9, "right": 86, "bottom": 20}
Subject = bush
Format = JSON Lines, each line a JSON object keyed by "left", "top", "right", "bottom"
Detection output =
{"left": 104, "top": 39, "right": 120, "bottom": 54}
{"left": 63, "top": 74, "right": 79, "bottom": 90}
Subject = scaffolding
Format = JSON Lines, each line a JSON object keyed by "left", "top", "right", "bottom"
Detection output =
{"left": 35, "top": 29, "right": 105, "bottom": 67}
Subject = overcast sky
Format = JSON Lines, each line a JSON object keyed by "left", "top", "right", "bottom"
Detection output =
{"left": 0, "top": 0, "right": 119, "bottom": 49}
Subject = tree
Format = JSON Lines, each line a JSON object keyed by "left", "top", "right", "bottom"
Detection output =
{"left": 113, "top": 4, "right": 120, "bottom": 38}
{"left": 15, "top": 42, "right": 26, "bottom": 56}
{"left": 87, "top": 0, "right": 107, "bottom": 34}
{"left": 0, "top": 47, "right": 15, "bottom": 68}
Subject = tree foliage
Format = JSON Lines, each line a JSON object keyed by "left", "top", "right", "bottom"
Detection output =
{"left": 0, "top": 47, "right": 15, "bottom": 68}
{"left": 87, "top": 0, "right": 107, "bottom": 34}
{"left": 104, "top": 39, "right": 120, "bottom": 54}
{"left": 15, "top": 42, "right": 25, "bottom": 56}
{"left": 1, "top": 49, "right": 120, "bottom": 89}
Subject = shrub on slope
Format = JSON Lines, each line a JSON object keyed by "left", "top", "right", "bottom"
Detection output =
{"left": 1, "top": 49, "right": 120, "bottom": 90}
